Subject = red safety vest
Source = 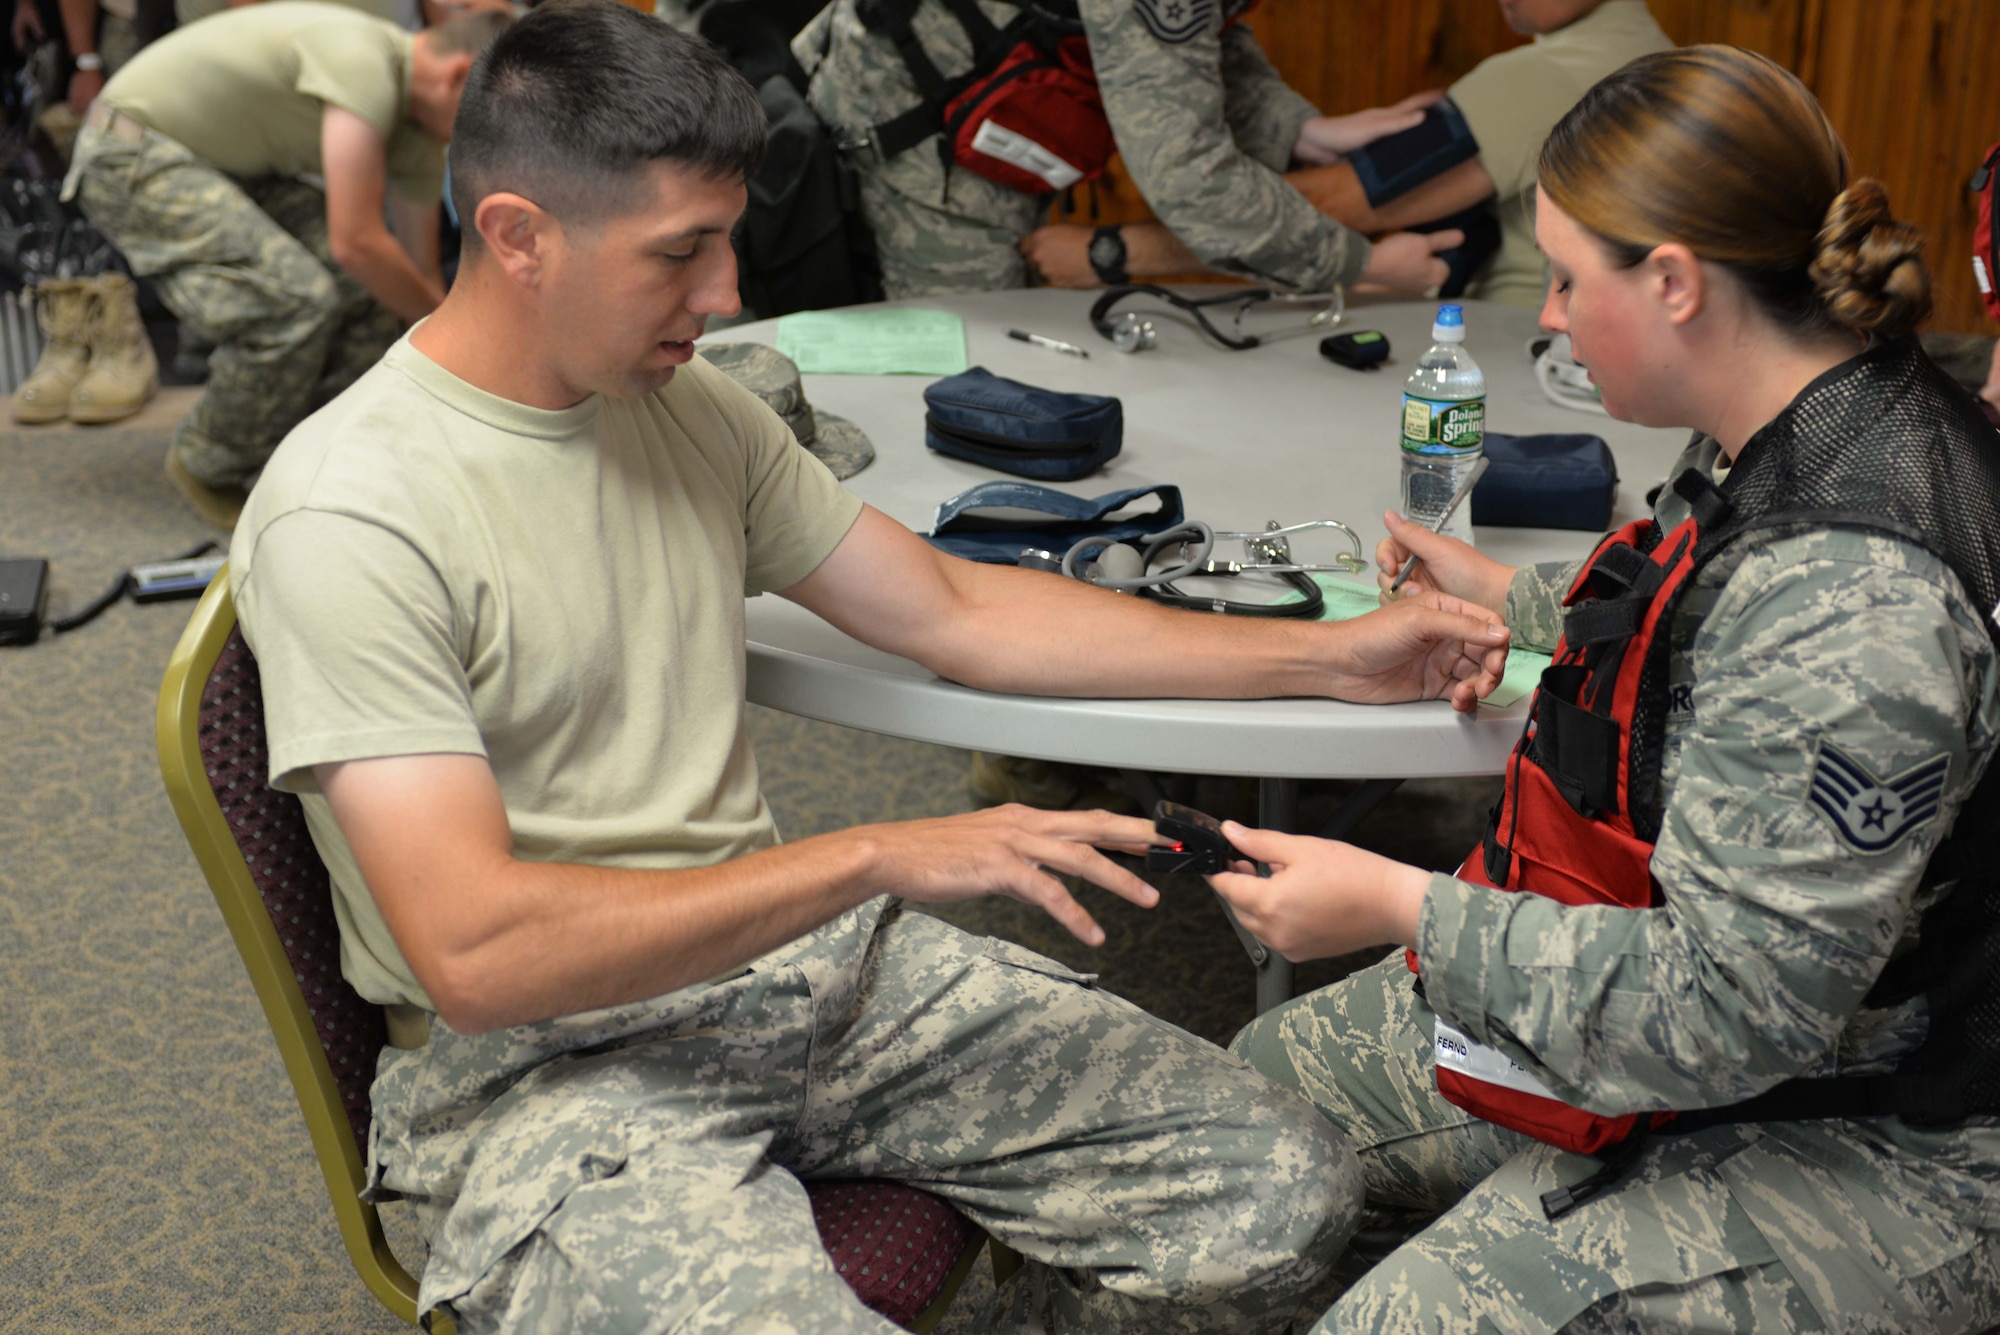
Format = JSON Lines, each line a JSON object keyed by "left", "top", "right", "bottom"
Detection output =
{"left": 1408, "top": 485, "right": 1723, "bottom": 1156}
{"left": 863, "top": 0, "right": 1261, "bottom": 196}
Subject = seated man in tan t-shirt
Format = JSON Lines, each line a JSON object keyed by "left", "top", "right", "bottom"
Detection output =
{"left": 1022, "top": 0, "right": 1672, "bottom": 309}
{"left": 230, "top": 6, "right": 1522, "bottom": 1330}
{"left": 62, "top": 0, "right": 511, "bottom": 526}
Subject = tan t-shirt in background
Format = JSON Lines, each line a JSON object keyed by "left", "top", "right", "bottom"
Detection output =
{"left": 103, "top": 0, "right": 442, "bottom": 203}
{"left": 230, "top": 343, "right": 865, "bottom": 1008}
{"left": 1452, "top": 0, "right": 1674, "bottom": 308}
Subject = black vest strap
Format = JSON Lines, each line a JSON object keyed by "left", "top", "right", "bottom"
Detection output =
{"left": 1563, "top": 595, "right": 1650, "bottom": 648}
{"left": 1672, "top": 468, "right": 1734, "bottom": 531}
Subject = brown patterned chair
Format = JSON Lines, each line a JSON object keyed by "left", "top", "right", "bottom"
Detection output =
{"left": 157, "top": 574, "right": 993, "bottom": 1332}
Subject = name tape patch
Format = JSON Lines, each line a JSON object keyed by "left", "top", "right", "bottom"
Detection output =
{"left": 1433, "top": 1018, "right": 1560, "bottom": 1100}
{"left": 1808, "top": 740, "right": 1950, "bottom": 854}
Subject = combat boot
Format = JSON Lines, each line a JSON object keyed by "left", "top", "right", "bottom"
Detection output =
{"left": 11, "top": 278, "right": 93, "bottom": 424}
{"left": 69, "top": 273, "right": 158, "bottom": 425}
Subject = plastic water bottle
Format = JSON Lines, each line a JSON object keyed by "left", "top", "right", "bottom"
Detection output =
{"left": 1399, "top": 304, "right": 1485, "bottom": 545}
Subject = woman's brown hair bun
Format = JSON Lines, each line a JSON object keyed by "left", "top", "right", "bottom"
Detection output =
{"left": 1540, "top": 46, "right": 1931, "bottom": 342}
{"left": 1811, "top": 178, "right": 1932, "bottom": 341}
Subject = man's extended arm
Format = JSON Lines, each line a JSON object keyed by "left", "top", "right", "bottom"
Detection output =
{"left": 321, "top": 104, "right": 445, "bottom": 323}
{"left": 1025, "top": 157, "right": 1497, "bottom": 287}
{"left": 321, "top": 751, "right": 1160, "bottom": 1033}
{"left": 780, "top": 506, "right": 1509, "bottom": 710}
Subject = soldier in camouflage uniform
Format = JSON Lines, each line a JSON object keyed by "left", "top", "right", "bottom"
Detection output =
{"left": 60, "top": 1, "right": 510, "bottom": 522}
{"left": 792, "top": 0, "right": 1461, "bottom": 299}
{"left": 228, "top": 7, "right": 1520, "bottom": 1332}
{"left": 1217, "top": 48, "right": 2000, "bottom": 1333}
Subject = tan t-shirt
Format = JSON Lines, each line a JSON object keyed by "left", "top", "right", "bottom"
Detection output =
{"left": 1451, "top": 0, "right": 1673, "bottom": 308}
{"left": 103, "top": 0, "right": 443, "bottom": 203}
{"left": 229, "top": 341, "right": 865, "bottom": 1007}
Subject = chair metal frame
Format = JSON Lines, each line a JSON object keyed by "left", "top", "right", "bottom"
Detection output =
{"left": 158, "top": 573, "right": 993, "bottom": 1332}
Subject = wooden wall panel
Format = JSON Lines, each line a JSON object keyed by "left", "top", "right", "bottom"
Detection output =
{"left": 1076, "top": 0, "right": 2000, "bottom": 330}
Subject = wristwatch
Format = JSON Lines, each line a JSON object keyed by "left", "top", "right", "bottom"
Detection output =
{"left": 73, "top": 52, "right": 103, "bottom": 72}
{"left": 1087, "top": 225, "right": 1129, "bottom": 287}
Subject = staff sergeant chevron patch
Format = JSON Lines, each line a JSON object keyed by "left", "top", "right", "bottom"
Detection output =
{"left": 1134, "top": 0, "right": 1216, "bottom": 43}
{"left": 1808, "top": 741, "right": 1951, "bottom": 854}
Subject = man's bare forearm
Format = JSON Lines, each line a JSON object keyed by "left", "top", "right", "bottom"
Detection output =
{"left": 332, "top": 225, "right": 445, "bottom": 324}
{"left": 368, "top": 819, "right": 886, "bottom": 1033}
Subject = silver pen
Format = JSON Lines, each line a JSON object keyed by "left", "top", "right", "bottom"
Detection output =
{"left": 1008, "top": 328, "right": 1090, "bottom": 358}
{"left": 1390, "top": 455, "right": 1491, "bottom": 593}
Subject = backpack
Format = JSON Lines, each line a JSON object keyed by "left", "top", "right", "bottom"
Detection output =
{"left": 697, "top": 0, "right": 885, "bottom": 318}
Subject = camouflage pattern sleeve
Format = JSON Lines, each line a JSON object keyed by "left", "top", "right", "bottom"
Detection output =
{"left": 1502, "top": 559, "right": 1582, "bottom": 654}
{"left": 1417, "top": 528, "right": 2000, "bottom": 1114}
{"left": 1077, "top": 0, "right": 1368, "bottom": 290}
{"left": 1215, "top": 22, "right": 1317, "bottom": 173}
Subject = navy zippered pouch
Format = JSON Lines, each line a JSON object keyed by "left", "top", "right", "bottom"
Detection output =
{"left": 1470, "top": 432, "right": 1619, "bottom": 531}
{"left": 923, "top": 367, "right": 1122, "bottom": 480}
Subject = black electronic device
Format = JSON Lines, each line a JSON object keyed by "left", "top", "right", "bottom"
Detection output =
{"left": 1319, "top": 330, "right": 1390, "bottom": 371}
{"left": 1145, "top": 800, "right": 1269, "bottom": 877}
{"left": 0, "top": 557, "right": 50, "bottom": 646}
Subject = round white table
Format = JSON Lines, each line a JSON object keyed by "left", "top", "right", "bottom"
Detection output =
{"left": 724, "top": 288, "right": 1686, "bottom": 778}
{"left": 720, "top": 290, "right": 1685, "bottom": 1010}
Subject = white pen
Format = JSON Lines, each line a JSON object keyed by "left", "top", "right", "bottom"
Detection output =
{"left": 1008, "top": 328, "right": 1090, "bottom": 358}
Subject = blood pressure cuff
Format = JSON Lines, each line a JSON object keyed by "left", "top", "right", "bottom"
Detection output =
{"left": 923, "top": 367, "right": 1123, "bottom": 480}
{"left": 926, "top": 481, "right": 1182, "bottom": 564}
{"left": 1347, "top": 98, "right": 1480, "bottom": 208}
{"left": 1470, "top": 432, "right": 1619, "bottom": 531}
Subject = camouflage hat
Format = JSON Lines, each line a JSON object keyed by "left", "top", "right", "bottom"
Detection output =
{"left": 696, "top": 342, "right": 875, "bottom": 480}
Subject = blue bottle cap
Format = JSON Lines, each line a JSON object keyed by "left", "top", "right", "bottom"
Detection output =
{"left": 1435, "top": 304, "right": 1464, "bottom": 327}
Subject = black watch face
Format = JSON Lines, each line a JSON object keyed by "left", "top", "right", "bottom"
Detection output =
{"left": 1089, "top": 232, "right": 1122, "bottom": 270}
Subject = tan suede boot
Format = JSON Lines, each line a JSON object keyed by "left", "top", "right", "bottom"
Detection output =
{"left": 11, "top": 278, "right": 94, "bottom": 424}
{"left": 69, "top": 273, "right": 158, "bottom": 425}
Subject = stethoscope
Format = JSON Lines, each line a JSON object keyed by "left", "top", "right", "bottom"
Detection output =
{"left": 1024, "top": 519, "right": 1370, "bottom": 619}
{"left": 1088, "top": 284, "right": 1346, "bottom": 353}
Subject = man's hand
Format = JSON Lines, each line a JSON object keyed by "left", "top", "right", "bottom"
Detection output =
{"left": 1356, "top": 229, "right": 1464, "bottom": 294}
{"left": 851, "top": 804, "right": 1162, "bottom": 948}
{"left": 1375, "top": 509, "right": 1518, "bottom": 612}
{"left": 1208, "top": 823, "right": 1428, "bottom": 961}
{"left": 11, "top": 0, "right": 42, "bottom": 52}
{"left": 1292, "top": 91, "right": 1444, "bottom": 166}
{"left": 1325, "top": 590, "right": 1509, "bottom": 713}
{"left": 66, "top": 64, "right": 102, "bottom": 112}
{"left": 1019, "top": 223, "right": 1097, "bottom": 288}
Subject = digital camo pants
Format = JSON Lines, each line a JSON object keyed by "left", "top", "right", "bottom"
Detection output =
{"left": 367, "top": 904, "right": 1360, "bottom": 1335}
{"left": 1232, "top": 952, "right": 2000, "bottom": 1334}
{"left": 67, "top": 122, "right": 399, "bottom": 487}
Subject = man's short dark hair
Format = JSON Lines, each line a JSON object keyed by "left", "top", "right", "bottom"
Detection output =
{"left": 448, "top": 0, "right": 767, "bottom": 247}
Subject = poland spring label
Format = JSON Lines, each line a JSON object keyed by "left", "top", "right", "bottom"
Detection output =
{"left": 1402, "top": 394, "right": 1485, "bottom": 454}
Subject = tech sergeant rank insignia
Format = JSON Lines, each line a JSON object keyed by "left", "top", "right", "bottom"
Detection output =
{"left": 1134, "top": 0, "right": 1216, "bottom": 44}
{"left": 1808, "top": 740, "right": 1952, "bottom": 854}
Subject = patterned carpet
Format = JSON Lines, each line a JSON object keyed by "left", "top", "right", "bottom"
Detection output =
{"left": 0, "top": 391, "right": 1498, "bottom": 1332}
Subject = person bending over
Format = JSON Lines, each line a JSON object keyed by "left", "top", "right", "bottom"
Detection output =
{"left": 229, "top": 4, "right": 1516, "bottom": 1331}
{"left": 64, "top": 0, "right": 511, "bottom": 527}
{"left": 1025, "top": 0, "right": 1671, "bottom": 308}
{"left": 1219, "top": 46, "right": 2000, "bottom": 1334}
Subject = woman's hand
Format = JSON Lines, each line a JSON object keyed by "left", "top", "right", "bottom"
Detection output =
{"left": 1207, "top": 823, "right": 1430, "bottom": 962}
{"left": 1375, "top": 508, "right": 1516, "bottom": 610}
{"left": 1292, "top": 91, "right": 1444, "bottom": 165}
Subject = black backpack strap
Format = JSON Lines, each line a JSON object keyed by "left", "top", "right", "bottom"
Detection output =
{"left": 854, "top": 0, "right": 1054, "bottom": 163}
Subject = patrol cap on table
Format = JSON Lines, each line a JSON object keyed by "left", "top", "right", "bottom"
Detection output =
{"left": 697, "top": 342, "right": 875, "bottom": 480}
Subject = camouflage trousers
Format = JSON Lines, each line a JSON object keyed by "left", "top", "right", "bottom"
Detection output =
{"left": 858, "top": 165, "right": 1043, "bottom": 300}
{"left": 1232, "top": 953, "right": 2000, "bottom": 1334}
{"left": 367, "top": 903, "right": 1359, "bottom": 1334}
{"left": 65, "top": 121, "right": 399, "bottom": 487}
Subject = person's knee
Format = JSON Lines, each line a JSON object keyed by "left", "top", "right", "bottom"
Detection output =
{"left": 1230, "top": 1001, "right": 1309, "bottom": 1098}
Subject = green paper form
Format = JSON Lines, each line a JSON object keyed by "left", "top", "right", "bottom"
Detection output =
{"left": 774, "top": 308, "right": 969, "bottom": 375}
{"left": 1310, "top": 576, "right": 1547, "bottom": 708}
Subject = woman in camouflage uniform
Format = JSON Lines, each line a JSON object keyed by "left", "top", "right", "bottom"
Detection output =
{"left": 1222, "top": 46, "right": 2000, "bottom": 1334}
